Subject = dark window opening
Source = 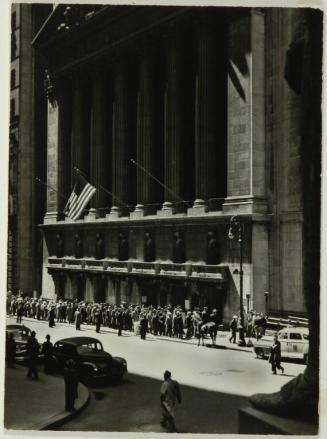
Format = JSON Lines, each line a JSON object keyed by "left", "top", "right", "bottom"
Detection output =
{"left": 10, "top": 70, "right": 16, "bottom": 89}
{"left": 11, "top": 12, "right": 16, "bottom": 32}
{"left": 10, "top": 98, "right": 16, "bottom": 120}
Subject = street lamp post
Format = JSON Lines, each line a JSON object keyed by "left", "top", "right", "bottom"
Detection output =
{"left": 228, "top": 216, "right": 246, "bottom": 347}
{"left": 246, "top": 293, "right": 250, "bottom": 314}
{"left": 264, "top": 291, "right": 269, "bottom": 315}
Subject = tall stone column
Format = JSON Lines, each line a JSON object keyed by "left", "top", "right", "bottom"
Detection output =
{"left": 85, "top": 275, "right": 94, "bottom": 302}
{"left": 71, "top": 77, "right": 91, "bottom": 179}
{"left": 190, "top": 28, "right": 216, "bottom": 213}
{"left": 160, "top": 36, "right": 182, "bottom": 215}
{"left": 57, "top": 80, "right": 72, "bottom": 217}
{"left": 223, "top": 9, "right": 267, "bottom": 214}
{"left": 109, "top": 62, "right": 130, "bottom": 218}
{"left": 134, "top": 50, "right": 156, "bottom": 216}
{"left": 45, "top": 79, "right": 72, "bottom": 223}
{"left": 90, "top": 72, "right": 111, "bottom": 212}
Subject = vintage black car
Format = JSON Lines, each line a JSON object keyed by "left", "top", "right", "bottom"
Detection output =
{"left": 53, "top": 337, "right": 127, "bottom": 384}
{"left": 6, "top": 324, "right": 34, "bottom": 363}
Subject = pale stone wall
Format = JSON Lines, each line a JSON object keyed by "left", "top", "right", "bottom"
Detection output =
{"left": 265, "top": 8, "right": 305, "bottom": 314}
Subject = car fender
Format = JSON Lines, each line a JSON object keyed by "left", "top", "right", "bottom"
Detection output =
{"left": 81, "top": 361, "right": 98, "bottom": 370}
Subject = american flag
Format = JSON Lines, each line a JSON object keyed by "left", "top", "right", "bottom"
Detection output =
{"left": 65, "top": 172, "right": 96, "bottom": 221}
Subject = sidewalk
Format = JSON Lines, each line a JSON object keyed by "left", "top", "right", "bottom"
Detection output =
{"left": 4, "top": 365, "right": 90, "bottom": 430}
{"left": 11, "top": 315, "right": 255, "bottom": 353}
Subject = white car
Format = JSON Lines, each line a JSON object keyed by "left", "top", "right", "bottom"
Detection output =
{"left": 253, "top": 326, "right": 309, "bottom": 363}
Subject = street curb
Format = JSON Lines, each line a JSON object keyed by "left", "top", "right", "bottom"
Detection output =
{"left": 32, "top": 382, "right": 90, "bottom": 430}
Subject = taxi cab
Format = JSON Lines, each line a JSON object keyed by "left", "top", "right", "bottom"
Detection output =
{"left": 253, "top": 326, "right": 309, "bottom": 363}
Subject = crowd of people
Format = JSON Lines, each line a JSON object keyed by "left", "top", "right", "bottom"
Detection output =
{"left": 7, "top": 294, "right": 269, "bottom": 343}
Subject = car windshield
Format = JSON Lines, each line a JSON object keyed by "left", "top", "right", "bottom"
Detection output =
{"left": 76, "top": 341, "right": 103, "bottom": 355}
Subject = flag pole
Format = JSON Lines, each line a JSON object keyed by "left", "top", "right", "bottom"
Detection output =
{"left": 35, "top": 177, "right": 67, "bottom": 200}
{"left": 130, "top": 158, "right": 190, "bottom": 207}
{"left": 73, "top": 167, "right": 131, "bottom": 210}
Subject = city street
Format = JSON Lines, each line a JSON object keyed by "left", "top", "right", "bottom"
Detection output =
{"left": 6, "top": 316, "right": 306, "bottom": 433}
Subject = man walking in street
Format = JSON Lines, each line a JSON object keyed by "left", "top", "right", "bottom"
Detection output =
{"left": 269, "top": 334, "right": 285, "bottom": 375}
{"left": 160, "top": 370, "right": 182, "bottom": 433}
{"left": 229, "top": 315, "right": 238, "bottom": 344}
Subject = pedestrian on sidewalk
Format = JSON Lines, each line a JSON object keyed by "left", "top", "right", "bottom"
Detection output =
{"left": 160, "top": 370, "right": 182, "bottom": 433}
{"left": 6, "top": 332, "right": 16, "bottom": 368}
{"left": 75, "top": 308, "right": 82, "bottom": 330}
{"left": 268, "top": 334, "right": 285, "bottom": 375}
{"left": 16, "top": 301, "right": 23, "bottom": 324}
{"left": 26, "top": 331, "right": 39, "bottom": 380}
{"left": 42, "top": 334, "right": 54, "bottom": 374}
{"left": 116, "top": 309, "right": 123, "bottom": 336}
{"left": 94, "top": 309, "right": 102, "bottom": 333}
{"left": 139, "top": 312, "right": 148, "bottom": 340}
{"left": 229, "top": 315, "right": 238, "bottom": 343}
{"left": 63, "top": 360, "right": 79, "bottom": 412}
{"left": 48, "top": 305, "right": 56, "bottom": 327}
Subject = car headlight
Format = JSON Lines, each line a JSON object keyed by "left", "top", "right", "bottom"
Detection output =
{"left": 83, "top": 362, "right": 98, "bottom": 371}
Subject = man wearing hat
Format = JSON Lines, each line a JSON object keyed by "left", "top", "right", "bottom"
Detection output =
{"left": 63, "top": 359, "right": 79, "bottom": 412}
{"left": 42, "top": 334, "right": 54, "bottom": 374}
{"left": 26, "top": 331, "right": 40, "bottom": 380}
{"left": 160, "top": 370, "right": 182, "bottom": 432}
{"left": 48, "top": 305, "right": 56, "bottom": 328}
{"left": 229, "top": 315, "right": 238, "bottom": 344}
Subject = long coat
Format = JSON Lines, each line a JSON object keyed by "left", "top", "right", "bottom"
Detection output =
{"left": 269, "top": 340, "right": 281, "bottom": 365}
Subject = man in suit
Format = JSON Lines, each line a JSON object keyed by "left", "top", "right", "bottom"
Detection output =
{"left": 229, "top": 315, "right": 238, "bottom": 344}
{"left": 42, "top": 334, "right": 54, "bottom": 374}
{"left": 269, "top": 334, "right": 285, "bottom": 375}
{"left": 26, "top": 331, "right": 40, "bottom": 380}
{"left": 160, "top": 370, "right": 182, "bottom": 433}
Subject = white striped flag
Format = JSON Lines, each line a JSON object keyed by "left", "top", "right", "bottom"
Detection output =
{"left": 64, "top": 173, "right": 96, "bottom": 220}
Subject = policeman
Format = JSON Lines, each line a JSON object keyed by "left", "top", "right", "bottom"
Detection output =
{"left": 26, "top": 331, "right": 40, "bottom": 380}
{"left": 63, "top": 359, "right": 79, "bottom": 411}
{"left": 42, "top": 334, "right": 54, "bottom": 374}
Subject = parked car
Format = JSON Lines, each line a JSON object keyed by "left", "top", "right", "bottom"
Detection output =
{"left": 6, "top": 324, "right": 36, "bottom": 363}
{"left": 53, "top": 337, "right": 127, "bottom": 384}
{"left": 253, "top": 326, "right": 309, "bottom": 363}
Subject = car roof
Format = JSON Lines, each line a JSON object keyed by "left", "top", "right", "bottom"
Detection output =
{"left": 279, "top": 326, "right": 309, "bottom": 333}
{"left": 6, "top": 324, "right": 29, "bottom": 330}
{"left": 55, "top": 337, "right": 101, "bottom": 346}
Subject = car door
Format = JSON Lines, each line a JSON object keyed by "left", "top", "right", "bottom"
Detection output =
{"left": 54, "top": 343, "right": 75, "bottom": 368}
{"left": 278, "top": 330, "right": 289, "bottom": 356}
{"left": 288, "top": 332, "right": 304, "bottom": 358}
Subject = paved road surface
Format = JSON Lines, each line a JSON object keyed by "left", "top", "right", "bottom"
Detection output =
{"left": 6, "top": 316, "right": 305, "bottom": 433}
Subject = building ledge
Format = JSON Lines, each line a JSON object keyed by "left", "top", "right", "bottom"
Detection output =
{"left": 47, "top": 258, "right": 228, "bottom": 283}
{"left": 40, "top": 211, "right": 272, "bottom": 228}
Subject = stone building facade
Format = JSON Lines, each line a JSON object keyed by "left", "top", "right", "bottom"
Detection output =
{"left": 31, "top": 5, "right": 316, "bottom": 321}
{"left": 8, "top": 4, "right": 52, "bottom": 295}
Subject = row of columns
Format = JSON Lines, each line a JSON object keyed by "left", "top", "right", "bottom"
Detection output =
{"left": 53, "top": 271, "right": 136, "bottom": 304}
{"left": 47, "top": 9, "right": 266, "bottom": 221}
{"left": 48, "top": 26, "right": 226, "bottom": 218}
